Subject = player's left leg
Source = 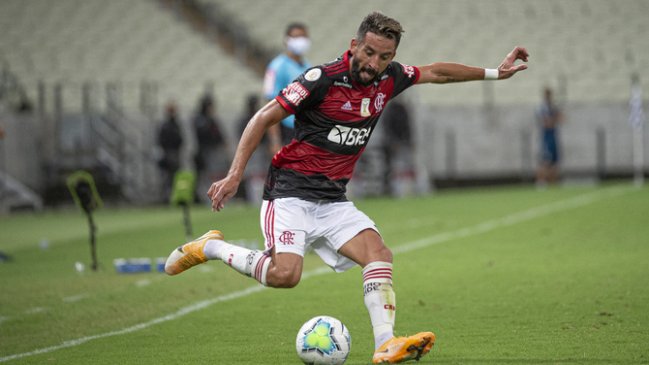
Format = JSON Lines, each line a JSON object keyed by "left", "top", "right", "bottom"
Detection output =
{"left": 338, "top": 229, "right": 395, "bottom": 346}
{"left": 339, "top": 230, "right": 435, "bottom": 364}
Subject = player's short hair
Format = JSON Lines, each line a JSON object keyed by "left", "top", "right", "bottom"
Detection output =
{"left": 285, "top": 22, "right": 308, "bottom": 37}
{"left": 356, "top": 12, "right": 403, "bottom": 47}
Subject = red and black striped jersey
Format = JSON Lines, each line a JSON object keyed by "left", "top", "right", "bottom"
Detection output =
{"left": 264, "top": 50, "right": 420, "bottom": 202}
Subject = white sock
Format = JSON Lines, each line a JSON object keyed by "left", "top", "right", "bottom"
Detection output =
{"left": 203, "top": 240, "right": 271, "bottom": 285}
{"left": 362, "top": 261, "right": 395, "bottom": 350}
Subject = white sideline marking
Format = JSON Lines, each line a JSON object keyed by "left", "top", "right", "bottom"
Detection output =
{"left": 135, "top": 279, "right": 151, "bottom": 287}
{"left": 62, "top": 294, "right": 89, "bottom": 303}
{"left": 0, "top": 185, "right": 633, "bottom": 363}
{"left": 393, "top": 185, "right": 630, "bottom": 255}
{"left": 23, "top": 307, "right": 47, "bottom": 315}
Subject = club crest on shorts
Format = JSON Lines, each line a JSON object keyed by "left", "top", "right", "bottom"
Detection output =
{"left": 279, "top": 231, "right": 296, "bottom": 245}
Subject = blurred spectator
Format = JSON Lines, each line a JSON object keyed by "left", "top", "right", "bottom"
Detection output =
{"left": 380, "top": 97, "right": 414, "bottom": 197}
{"left": 536, "top": 87, "right": 564, "bottom": 186}
{"left": 157, "top": 101, "right": 183, "bottom": 202}
{"left": 193, "top": 94, "right": 228, "bottom": 202}
{"left": 237, "top": 94, "right": 268, "bottom": 204}
{"left": 263, "top": 22, "right": 312, "bottom": 153}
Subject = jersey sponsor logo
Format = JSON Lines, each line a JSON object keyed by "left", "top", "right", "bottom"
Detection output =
{"left": 402, "top": 63, "right": 415, "bottom": 79}
{"left": 341, "top": 101, "right": 352, "bottom": 111}
{"left": 360, "top": 98, "right": 371, "bottom": 117}
{"left": 333, "top": 81, "right": 352, "bottom": 88}
{"left": 304, "top": 68, "right": 322, "bottom": 81}
{"left": 327, "top": 124, "right": 372, "bottom": 146}
{"left": 374, "top": 93, "right": 386, "bottom": 112}
{"left": 282, "top": 82, "right": 309, "bottom": 106}
{"left": 279, "top": 230, "right": 296, "bottom": 245}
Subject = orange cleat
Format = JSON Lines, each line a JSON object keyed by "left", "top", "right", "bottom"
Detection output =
{"left": 372, "top": 332, "right": 435, "bottom": 364}
{"left": 164, "top": 230, "right": 223, "bottom": 275}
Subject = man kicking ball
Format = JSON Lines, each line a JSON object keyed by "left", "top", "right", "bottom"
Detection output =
{"left": 166, "top": 11, "right": 528, "bottom": 363}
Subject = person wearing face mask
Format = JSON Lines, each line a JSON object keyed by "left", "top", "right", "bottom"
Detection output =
{"left": 263, "top": 22, "right": 311, "bottom": 153}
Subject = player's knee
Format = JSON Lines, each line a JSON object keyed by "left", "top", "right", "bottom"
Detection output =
{"left": 375, "top": 244, "right": 393, "bottom": 263}
{"left": 268, "top": 267, "right": 301, "bottom": 288}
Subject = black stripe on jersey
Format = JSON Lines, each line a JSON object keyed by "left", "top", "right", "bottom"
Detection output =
{"left": 323, "top": 59, "right": 347, "bottom": 76}
{"left": 263, "top": 165, "right": 349, "bottom": 202}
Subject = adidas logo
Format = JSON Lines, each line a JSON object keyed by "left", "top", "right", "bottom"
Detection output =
{"left": 341, "top": 101, "right": 352, "bottom": 111}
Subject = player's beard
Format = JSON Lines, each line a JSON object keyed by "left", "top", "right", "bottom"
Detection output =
{"left": 351, "top": 58, "right": 378, "bottom": 86}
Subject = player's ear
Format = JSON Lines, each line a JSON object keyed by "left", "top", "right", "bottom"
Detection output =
{"left": 350, "top": 38, "right": 358, "bottom": 52}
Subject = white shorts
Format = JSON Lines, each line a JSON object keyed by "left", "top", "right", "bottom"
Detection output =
{"left": 260, "top": 198, "right": 379, "bottom": 272}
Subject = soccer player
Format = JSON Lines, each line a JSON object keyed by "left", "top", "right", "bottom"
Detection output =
{"left": 535, "top": 87, "right": 563, "bottom": 186}
{"left": 165, "top": 12, "right": 528, "bottom": 363}
{"left": 264, "top": 22, "right": 312, "bottom": 153}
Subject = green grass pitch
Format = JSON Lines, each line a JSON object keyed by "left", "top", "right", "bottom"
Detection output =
{"left": 1, "top": 183, "right": 648, "bottom": 364}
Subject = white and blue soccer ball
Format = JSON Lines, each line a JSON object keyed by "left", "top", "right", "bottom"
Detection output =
{"left": 296, "top": 315, "right": 351, "bottom": 365}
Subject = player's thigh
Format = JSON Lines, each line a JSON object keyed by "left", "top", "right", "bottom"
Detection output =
{"left": 338, "top": 229, "right": 392, "bottom": 267}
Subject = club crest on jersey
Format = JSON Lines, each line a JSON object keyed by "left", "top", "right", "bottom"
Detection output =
{"left": 360, "top": 98, "right": 371, "bottom": 117}
{"left": 374, "top": 93, "right": 386, "bottom": 113}
{"left": 327, "top": 124, "right": 372, "bottom": 146}
{"left": 282, "top": 82, "right": 309, "bottom": 106}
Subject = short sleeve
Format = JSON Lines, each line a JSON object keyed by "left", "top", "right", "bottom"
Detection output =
{"left": 390, "top": 62, "right": 420, "bottom": 97}
{"left": 275, "top": 67, "right": 327, "bottom": 115}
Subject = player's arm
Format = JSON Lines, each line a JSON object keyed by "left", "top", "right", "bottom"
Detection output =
{"left": 266, "top": 114, "right": 283, "bottom": 154}
{"left": 208, "top": 100, "right": 289, "bottom": 211}
{"left": 416, "top": 46, "right": 529, "bottom": 84}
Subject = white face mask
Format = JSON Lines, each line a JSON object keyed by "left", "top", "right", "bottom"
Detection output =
{"left": 286, "top": 36, "right": 311, "bottom": 56}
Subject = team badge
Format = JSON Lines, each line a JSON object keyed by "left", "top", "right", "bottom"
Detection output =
{"left": 360, "top": 98, "right": 371, "bottom": 117}
{"left": 304, "top": 68, "right": 322, "bottom": 81}
{"left": 374, "top": 93, "right": 386, "bottom": 112}
{"left": 279, "top": 231, "right": 296, "bottom": 245}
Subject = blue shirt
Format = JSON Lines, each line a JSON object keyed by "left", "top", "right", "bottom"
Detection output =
{"left": 263, "top": 54, "right": 310, "bottom": 128}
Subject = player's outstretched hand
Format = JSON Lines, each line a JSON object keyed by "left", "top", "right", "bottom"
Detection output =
{"left": 497, "top": 46, "right": 529, "bottom": 79}
{"left": 207, "top": 175, "right": 240, "bottom": 212}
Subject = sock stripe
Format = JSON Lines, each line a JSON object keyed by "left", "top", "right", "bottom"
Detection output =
{"left": 254, "top": 254, "right": 270, "bottom": 282}
{"left": 363, "top": 268, "right": 392, "bottom": 282}
{"left": 363, "top": 273, "right": 392, "bottom": 281}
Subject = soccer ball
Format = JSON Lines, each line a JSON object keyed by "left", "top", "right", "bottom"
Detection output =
{"left": 295, "top": 315, "right": 351, "bottom": 365}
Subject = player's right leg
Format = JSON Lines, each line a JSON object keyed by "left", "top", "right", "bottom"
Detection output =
{"left": 164, "top": 230, "right": 224, "bottom": 275}
{"left": 164, "top": 198, "right": 307, "bottom": 288}
{"left": 164, "top": 230, "right": 304, "bottom": 288}
{"left": 164, "top": 227, "right": 274, "bottom": 282}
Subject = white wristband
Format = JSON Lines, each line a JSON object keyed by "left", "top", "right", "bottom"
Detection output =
{"left": 484, "top": 68, "right": 499, "bottom": 80}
